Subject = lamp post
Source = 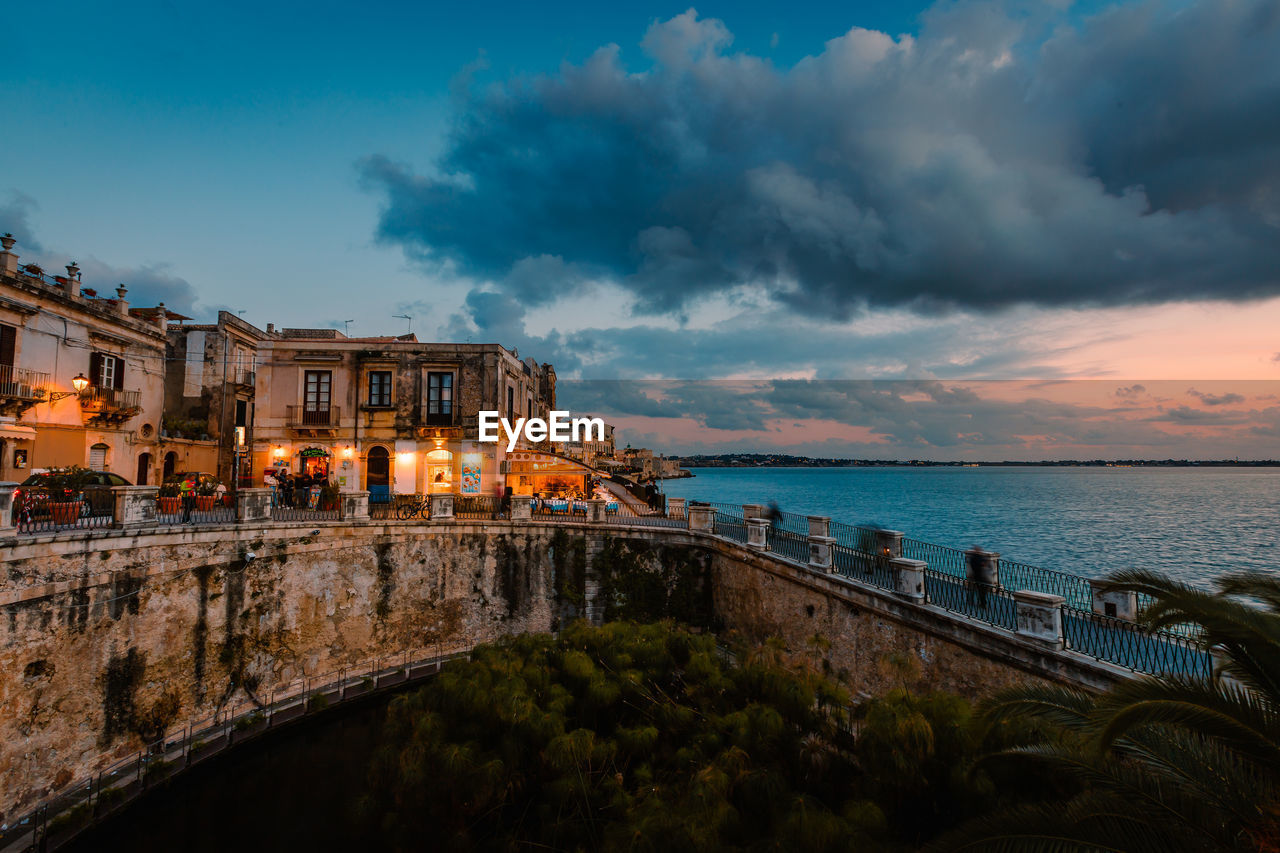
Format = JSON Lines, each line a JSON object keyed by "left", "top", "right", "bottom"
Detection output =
{"left": 47, "top": 373, "right": 89, "bottom": 402}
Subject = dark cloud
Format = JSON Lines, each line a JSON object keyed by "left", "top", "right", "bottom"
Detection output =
{"left": 1115, "top": 384, "right": 1146, "bottom": 399}
{"left": 558, "top": 379, "right": 1280, "bottom": 458}
{"left": 0, "top": 192, "right": 203, "bottom": 317}
{"left": 1187, "top": 388, "right": 1246, "bottom": 406}
{"left": 0, "top": 192, "right": 43, "bottom": 251}
{"left": 362, "top": 1, "right": 1280, "bottom": 320}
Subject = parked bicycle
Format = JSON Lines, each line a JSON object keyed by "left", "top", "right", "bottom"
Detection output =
{"left": 395, "top": 495, "right": 430, "bottom": 520}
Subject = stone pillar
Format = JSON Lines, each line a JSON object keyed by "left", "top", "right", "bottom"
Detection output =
{"left": 872, "top": 529, "right": 904, "bottom": 558}
{"left": 666, "top": 496, "right": 686, "bottom": 518}
{"left": 807, "top": 515, "right": 830, "bottom": 538}
{"left": 587, "top": 498, "right": 607, "bottom": 522}
{"left": 510, "top": 494, "right": 532, "bottom": 521}
{"left": 890, "top": 557, "right": 927, "bottom": 602}
{"left": 110, "top": 486, "right": 160, "bottom": 529}
{"left": 114, "top": 283, "right": 129, "bottom": 316}
{"left": 742, "top": 504, "right": 765, "bottom": 521}
{"left": 0, "top": 482, "right": 17, "bottom": 536}
{"left": 1089, "top": 578, "right": 1137, "bottom": 621}
{"left": 430, "top": 493, "right": 454, "bottom": 519}
{"left": 746, "top": 517, "right": 770, "bottom": 549}
{"left": 65, "top": 262, "right": 81, "bottom": 298}
{"left": 0, "top": 234, "right": 18, "bottom": 276}
{"left": 808, "top": 535, "right": 835, "bottom": 572}
{"left": 236, "top": 487, "right": 273, "bottom": 523}
{"left": 1014, "top": 590, "right": 1065, "bottom": 649}
{"left": 338, "top": 490, "right": 369, "bottom": 522}
{"left": 965, "top": 548, "right": 1001, "bottom": 589}
{"left": 688, "top": 505, "right": 715, "bottom": 533}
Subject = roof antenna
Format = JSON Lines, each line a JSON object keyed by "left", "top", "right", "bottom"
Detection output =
{"left": 343, "top": 319, "right": 353, "bottom": 336}
{"left": 393, "top": 313, "right": 412, "bottom": 334}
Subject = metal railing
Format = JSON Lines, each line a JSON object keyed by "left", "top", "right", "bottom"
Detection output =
{"left": 455, "top": 494, "right": 500, "bottom": 519}
{"left": 285, "top": 405, "right": 339, "bottom": 427}
{"left": 1063, "top": 606, "right": 1211, "bottom": 678}
{"left": 11, "top": 487, "right": 114, "bottom": 535}
{"left": 154, "top": 499, "right": 236, "bottom": 527}
{"left": 0, "top": 364, "right": 49, "bottom": 400}
{"left": 78, "top": 387, "right": 141, "bottom": 411}
{"left": 232, "top": 369, "right": 255, "bottom": 387}
{"left": 273, "top": 506, "right": 340, "bottom": 522}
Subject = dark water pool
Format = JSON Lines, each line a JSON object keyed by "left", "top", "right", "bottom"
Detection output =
{"left": 64, "top": 693, "right": 396, "bottom": 853}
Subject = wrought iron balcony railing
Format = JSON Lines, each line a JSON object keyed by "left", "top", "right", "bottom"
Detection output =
{"left": 0, "top": 365, "right": 49, "bottom": 401}
{"left": 79, "top": 386, "right": 141, "bottom": 412}
{"left": 287, "top": 405, "right": 339, "bottom": 427}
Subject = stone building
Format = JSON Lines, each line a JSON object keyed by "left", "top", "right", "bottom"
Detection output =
{"left": 0, "top": 235, "right": 170, "bottom": 483}
{"left": 166, "top": 319, "right": 557, "bottom": 498}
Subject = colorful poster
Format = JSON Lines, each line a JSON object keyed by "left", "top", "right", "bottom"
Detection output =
{"left": 461, "top": 455, "right": 482, "bottom": 494}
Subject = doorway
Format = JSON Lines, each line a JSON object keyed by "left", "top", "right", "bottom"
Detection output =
{"left": 163, "top": 451, "right": 177, "bottom": 480}
{"left": 136, "top": 452, "right": 152, "bottom": 485}
{"left": 366, "top": 446, "right": 390, "bottom": 503}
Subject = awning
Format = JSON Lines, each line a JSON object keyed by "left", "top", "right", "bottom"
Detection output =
{"left": 0, "top": 424, "right": 37, "bottom": 440}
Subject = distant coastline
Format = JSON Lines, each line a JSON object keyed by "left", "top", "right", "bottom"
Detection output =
{"left": 674, "top": 454, "right": 1280, "bottom": 468}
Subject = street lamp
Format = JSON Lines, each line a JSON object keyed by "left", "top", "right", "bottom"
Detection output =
{"left": 48, "top": 373, "right": 90, "bottom": 402}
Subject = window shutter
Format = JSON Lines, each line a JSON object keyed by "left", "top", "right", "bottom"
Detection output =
{"left": 113, "top": 356, "right": 125, "bottom": 389}
{"left": 89, "top": 352, "right": 103, "bottom": 387}
{"left": 0, "top": 324, "right": 15, "bottom": 367}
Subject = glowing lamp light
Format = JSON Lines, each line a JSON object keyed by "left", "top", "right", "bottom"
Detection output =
{"left": 71, "top": 373, "right": 89, "bottom": 393}
{"left": 342, "top": 446, "right": 354, "bottom": 458}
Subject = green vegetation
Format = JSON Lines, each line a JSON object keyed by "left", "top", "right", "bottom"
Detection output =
{"left": 362, "top": 621, "right": 1009, "bottom": 852}
{"left": 937, "top": 569, "right": 1280, "bottom": 852}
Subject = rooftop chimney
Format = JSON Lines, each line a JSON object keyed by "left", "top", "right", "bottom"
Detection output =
{"left": 65, "top": 262, "right": 81, "bottom": 298}
{"left": 115, "top": 283, "right": 129, "bottom": 316}
{"left": 266, "top": 323, "right": 275, "bottom": 334}
{"left": 0, "top": 234, "right": 17, "bottom": 276}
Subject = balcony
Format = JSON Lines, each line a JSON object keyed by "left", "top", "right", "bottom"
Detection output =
{"left": 0, "top": 365, "right": 49, "bottom": 415}
{"left": 79, "top": 386, "right": 142, "bottom": 425}
{"left": 287, "top": 405, "right": 340, "bottom": 434}
{"left": 232, "top": 368, "right": 256, "bottom": 388}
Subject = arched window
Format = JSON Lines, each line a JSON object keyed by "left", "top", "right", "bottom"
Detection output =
{"left": 163, "top": 451, "right": 177, "bottom": 480}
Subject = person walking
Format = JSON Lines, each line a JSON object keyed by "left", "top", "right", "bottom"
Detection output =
{"left": 180, "top": 477, "right": 195, "bottom": 523}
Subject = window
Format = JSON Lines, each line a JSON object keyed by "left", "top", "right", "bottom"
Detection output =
{"left": 0, "top": 323, "right": 15, "bottom": 368}
{"left": 507, "top": 386, "right": 514, "bottom": 418}
{"left": 528, "top": 395, "right": 533, "bottom": 419}
{"left": 89, "top": 352, "right": 125, "bottom": 389}
{"left": 368, "top": 371, "right": 392, "bottom": 407}
{"left": 303, "top": 370, "right": 331, "bottom": 425}
{"left": 426, "top": 372, "right": 453, "bottom": 424}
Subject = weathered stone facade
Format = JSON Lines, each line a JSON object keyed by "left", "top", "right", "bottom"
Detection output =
{"left": 0, "top": 521, "right": 1130, "bottom": 822}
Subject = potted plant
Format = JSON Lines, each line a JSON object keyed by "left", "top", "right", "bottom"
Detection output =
{"left": 157, "top": 480, "right": 182, "bottom": 515}
{"left": 195, "top": 478, "right": 219, "bottom": 511}
{"left": 43, "top": 466, "right": 93, "bottom": 525}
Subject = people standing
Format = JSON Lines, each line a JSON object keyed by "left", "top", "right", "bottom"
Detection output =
{"left": 264, "top": 470, "right": 278, "bottom": 507}
{"left": 180, "top": 477, "right": 195, "bottom": 523}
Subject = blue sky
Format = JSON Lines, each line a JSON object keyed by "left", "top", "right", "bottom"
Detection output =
{"left": 5, "top": 0, "right": 1280, "bottom": 457}
{"left": 4, "top": 0, "right": 922, "bottom": 331}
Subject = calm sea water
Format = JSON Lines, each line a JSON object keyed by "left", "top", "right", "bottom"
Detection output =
{"left": 664, "top": 467, "right": 1279, "bottom": 587}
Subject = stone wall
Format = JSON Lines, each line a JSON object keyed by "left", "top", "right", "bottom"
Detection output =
{"left": 0, "top": 521, "right": 1128, "bottom": 822}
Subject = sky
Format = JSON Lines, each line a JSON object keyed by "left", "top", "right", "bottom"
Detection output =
{"left": 3, "top": 0, "right": 1278, "bottom": 458}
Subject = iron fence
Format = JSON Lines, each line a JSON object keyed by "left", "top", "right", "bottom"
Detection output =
{"left": 1063, "top": 606, "right": 1212, "bottom": 678}
{"left": 455, "top": 494, "right": 500, "bottom": 519}
{"left": 273, "top": 506, "right": 340, "bottom": 522}
{"left": 154, "top": 500, "right": 236, "bottom": 526}
{"left": 831, "top": 544, "right": 896, "bottom": 591}
{"left": 12, "top": 488, "right": 115, "bottom": 535}
{"left": 714, "top": 511, "right": 748, "bottom": 544}
{"left": 767, "top": 527, "right": 810, "bottom": 563}
{"left": 924, "top": 567, "right": 1019, "bottom": 631}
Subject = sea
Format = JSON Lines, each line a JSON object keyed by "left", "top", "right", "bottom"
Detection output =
{"left": 663, "top": 466, "right": 1279, "bottom": 588}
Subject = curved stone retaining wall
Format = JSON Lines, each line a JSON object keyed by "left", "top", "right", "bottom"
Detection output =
{"left": 0, "top": 519, "right": 1129, "bottom": 823}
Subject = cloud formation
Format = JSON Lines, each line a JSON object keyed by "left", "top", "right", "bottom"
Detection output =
{"left": 0, "top": 191, "right": 203, "bottom": 317}
{"left": 363, "top": 0, "right": 1280, "bottom": 321}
